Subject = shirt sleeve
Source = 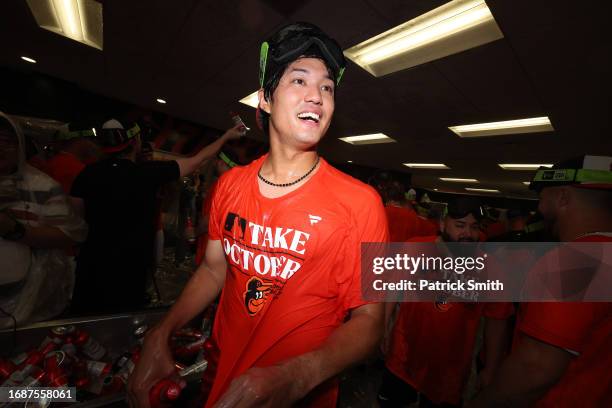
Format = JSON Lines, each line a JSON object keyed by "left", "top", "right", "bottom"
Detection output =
{"left": 518, "top": 302, "right": 607, "bottom": 353}
{"left": 338, "top": 186, "right": 389, "bottom": 311}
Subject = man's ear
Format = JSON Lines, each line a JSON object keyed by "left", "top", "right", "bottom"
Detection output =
{"left": 258, "top": 88, "right": 270, "bottom": 114}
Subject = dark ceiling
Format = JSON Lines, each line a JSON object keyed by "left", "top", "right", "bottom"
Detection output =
{"left": 1, "top": 0, "right": 610, "bottom": 198}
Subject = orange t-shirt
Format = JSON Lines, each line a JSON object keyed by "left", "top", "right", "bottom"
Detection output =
{"left": 206, "top": 155, "right": 389, "bottom": 407}
{"left": 516, "top": 234, "right": 612, "bottom": 407}
{"left": 45, "top": 152, "right": 85, "bottom": 194}
{"left": 385, "top": 205, "right": 420, "bottom": 242}
{"left": 386, "top": 235, "right": 514, "bottom": 405}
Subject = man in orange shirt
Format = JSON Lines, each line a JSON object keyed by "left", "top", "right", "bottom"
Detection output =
{"left": 129, "top": 23, "right": 388, "bottom": 408}
{"left": 380, "top": 197, "right": 513, "bottom": 407}
{"left": 471, "top": 156, "right": 612, "bottom": 407}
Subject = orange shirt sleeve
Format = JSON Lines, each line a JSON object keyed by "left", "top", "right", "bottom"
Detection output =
{"left": 518, "top": 303, "right": 606, "bottom": 353}
{"left": 337, "top": 187, "right": 389, "bottom": 311}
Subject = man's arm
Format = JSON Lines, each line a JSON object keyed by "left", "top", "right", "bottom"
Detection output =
{"left": 128, "top": 239, "right": 228, "bottom": 408}
{"left": 381, "top": 301, "right": 397, "bottom": 355}
{"left": 0, "top": 211, "right": 78, "bottom": 249}
{"left": 469, "top": 334, "right": 572, "bottom": 407}
{"left": 477, "top": 317, "right": 510, "bottom": 389}
{"left": 176, "top": 125, "right": 244, "bottom": 177}
{"left": 214, "top": 302, "right": 384, "bottom": 408}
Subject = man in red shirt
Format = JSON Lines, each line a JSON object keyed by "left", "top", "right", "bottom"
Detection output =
{"left": 45, "top": 124, "right": 102, "bottom": 194}
{"left": 129, "top": 23, "right": 388, "bottom": 408}
{"left": 380, "top": 197, "right": 513, "bottom": 407}
{"left": 471, "top": 155, "right": 612, "bottom": 407}
{"left": 376, "top": 177, "right": 420, "bottom": 242}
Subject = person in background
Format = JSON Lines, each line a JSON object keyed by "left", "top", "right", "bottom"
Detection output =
{"left": 70, "top": 118, "right": 243, "bottom": 315}
{"left": 489, "top": 208, "right": 531, "bottom": 242}
{"left": 382, "top": 180, "right": 421, "bottom": 242}
{"left": 0, "top": 112, "right": 87, "bottom": 328}
{"left": 45, "top": 123, "right": 102, "bottom": 195}
{"left": 471, "top": 156, "right": 612, "bottom": 407}
{"left": 380, "top": 197, "right": 513, "bottom": 408}
{"left": 194, "top": 147, "right": 242, "bottom": 266}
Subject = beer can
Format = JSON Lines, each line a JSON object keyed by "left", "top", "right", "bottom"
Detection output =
{"left": 74, "top": 329, "right": 106, "bottom": 360}
{"left": 149, "top": 378, "right": 183, "bottom": 408}
{"left": 0, "top": 358, "right": 17, "bottom": 380}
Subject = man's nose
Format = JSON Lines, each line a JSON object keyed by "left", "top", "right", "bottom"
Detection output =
{"left": 304, "top": 84, "right": 322, "bottom": 105}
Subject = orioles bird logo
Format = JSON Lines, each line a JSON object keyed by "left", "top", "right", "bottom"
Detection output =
{"left": 434, "top": 295, "right": 453, "bottom": 312}
{"left": 244, "top": 277, "right": 273, "bottom": 316}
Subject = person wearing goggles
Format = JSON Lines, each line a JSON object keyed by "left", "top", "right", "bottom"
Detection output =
{"left": 380, "top": 196, "right": 512, "bottom": 407}
{"left": 471, "top": 156, "right": 612, "bottom": 407}
{"left": 129, "top": 23, "right": 388, "bottom": 408}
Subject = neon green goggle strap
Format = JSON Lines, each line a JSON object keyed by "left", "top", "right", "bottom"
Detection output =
{"left": 126, "top": 123, "right": 141, "bottom": 139}
{"left": 219, "top": 151, "right": 238, "bottom": 168}
{"left": 532, "top": 168, "right": 612, "bottom": 185}
{"left": 259, "top": 42, "right": 269, "bottom": 88}
{"left": 57, "top": 128, "right": 97, "bottom": 141}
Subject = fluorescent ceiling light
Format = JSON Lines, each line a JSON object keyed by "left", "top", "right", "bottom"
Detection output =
{"left": 347, "top": 160, "right": 353, "bottom": 163}
{"left": 21, "top": 56, "right": 37, "bottom": 63}
{"left": 403, "top": 163, "right": 449, "bottom": 169}
{"left": 466, "top": 188, "right": 500, "bottom": 193}
{"left": 339, "top": 134, "right": 396, "bottom": 145}
{"left": 498, "top": 164, "right": 553, "bottom": 170}
{"left": 344, "top": 0, "right": 503, "bottom": 77}
{"left": 156, "top": 98, "right": 167, "bottom": 104}
{"left": 440, "top": 177, "right": 479, "bottom": 183}
{"left": 239, "top": 91, "right": 260, "bottom": 109}
{"left": 449, "top": 116, "right": 554, "bottom": 137}
{"left": 523, "top": 181, "right": 531, "bottom": 185}
{"left": 433, "top": 188, "right": 439, "bottom": 191}
{"left": 26, "top": 0, "right": 103, "bottom": 50}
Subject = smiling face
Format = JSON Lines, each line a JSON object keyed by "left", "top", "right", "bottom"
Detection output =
{"left": 259, "top": 57, "right": 335, "bottom": 150}
{"left": 441, "top": 214, "right": 481, "bottom": 242}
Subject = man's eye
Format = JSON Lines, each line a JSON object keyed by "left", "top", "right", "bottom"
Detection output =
{"left": 321, "top": 85, "right": 334, "bottom": 93}
{"left": 292, "top": 78, "right": 305, "bottom": 85}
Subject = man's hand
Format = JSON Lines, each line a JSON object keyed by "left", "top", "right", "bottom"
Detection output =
{"left": 177, "top": 124, "right": 244, "bottom": 177}
{"left": 223, "top": 124, "right": 247, "bottom": 140}
{"left": 213, "top": 364, "right": 307, "bottom": 408}
{"left": 127, "top": 327, "right": 176, "bottom": 408}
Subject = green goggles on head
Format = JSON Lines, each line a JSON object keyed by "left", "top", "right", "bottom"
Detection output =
{"left": 58, "top": 123, "right": 141, "bottom": 144}
{"left": 98, "top": 123, "right": 141, "bottom": 147}
{"left": 530, "top": 168, "right": 612, "bottom": 191}
{"left": 259, "top": 23, "right": 347, "bottom": 89}
{"left": 57, "top": 128, "right": 97, "bottom": 141}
